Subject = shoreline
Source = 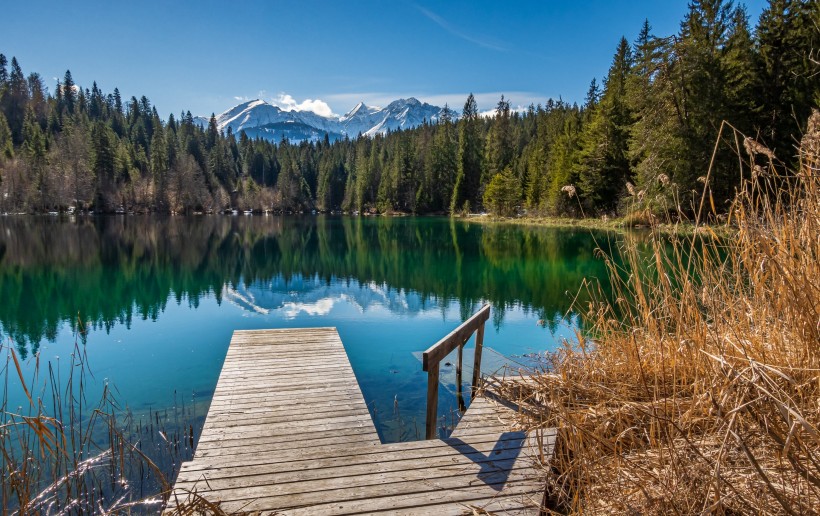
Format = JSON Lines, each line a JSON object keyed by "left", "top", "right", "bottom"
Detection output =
{"left": 455, "top": 213, "right": 729, "bottom": 237}
{"left": 2, "top": 209, "right": 730, "bottom": 237}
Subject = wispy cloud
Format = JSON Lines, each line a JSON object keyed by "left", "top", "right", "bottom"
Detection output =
{"left": 414, "top": 5, "right": 507, "bottom": 52}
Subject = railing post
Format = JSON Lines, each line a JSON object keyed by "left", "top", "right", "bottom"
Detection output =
{"left": 422, "top": 304, "right": 490, "bottom": 440}
{"left": 456, "top": 339, "right": 466, "bottom": 412}
{"left": 425, "top": 361, "right": 440, "bottom": 439}
{"left": 471, "top": 321, "right": 486, "bottom": 393}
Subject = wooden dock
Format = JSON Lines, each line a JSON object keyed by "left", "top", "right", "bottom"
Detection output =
{"left": 168, "top": 327, "right": 551, "bottom": 514}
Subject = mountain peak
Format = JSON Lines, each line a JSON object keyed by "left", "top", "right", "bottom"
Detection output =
{"left": 343, "top": 101, "right": 369, "bottom": 118}
{"left": 232, "top": 98, "right": 269, "bottom": 110}
{"left": 388, "top": 97, "right": 422, "bottom": 108}
{"left": 208, "top": 96, "right": 451, "bottom": 144}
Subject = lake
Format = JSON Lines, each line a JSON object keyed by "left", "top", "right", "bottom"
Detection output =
{"left": 0, "top": 215, "right": 613, "bottom": 502}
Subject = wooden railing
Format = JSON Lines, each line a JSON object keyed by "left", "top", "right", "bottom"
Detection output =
{"left": 422, "top": 304, "right": 491, "bottom": 439}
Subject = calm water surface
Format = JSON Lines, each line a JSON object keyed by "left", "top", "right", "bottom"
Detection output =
{"left": 0, "top": 215, "right": 614, "bottom": 444}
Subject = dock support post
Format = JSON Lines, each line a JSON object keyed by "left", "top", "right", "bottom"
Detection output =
{"left": 422, "top": 304, "right": 490, "bottom": 440}
{"left": 425, "top": 362, "right": 440, "bottom": 439}
{"left": 456, "top": 340, "right": 466, "bottom": 412}
{"left": 471, "top": 323, "right": 485, "bottom": 393}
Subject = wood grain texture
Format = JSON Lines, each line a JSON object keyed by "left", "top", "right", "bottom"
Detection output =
{"left": 166, "top": 327, "right": 550, "bottom": 515}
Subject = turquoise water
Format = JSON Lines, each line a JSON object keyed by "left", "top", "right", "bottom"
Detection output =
{"left": 0, "top": 215, "right": 613, "bottom": 444}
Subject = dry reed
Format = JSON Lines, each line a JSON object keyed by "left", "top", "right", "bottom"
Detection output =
{"left": 0, "top": 318, "right": 203, "bottom": 513}
{"left": 497, "top": 111, "right": 820, "bottom": 514}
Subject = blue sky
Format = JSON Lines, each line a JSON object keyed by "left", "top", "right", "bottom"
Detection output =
{"left": 2, "top": 0, "right": 769, "bottom": 118}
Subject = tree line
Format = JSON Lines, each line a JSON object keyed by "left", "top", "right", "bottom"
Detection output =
{"left": 0, "top": 0, "right": 817, "bottom": 217}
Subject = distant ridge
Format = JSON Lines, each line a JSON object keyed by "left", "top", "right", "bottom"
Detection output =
{"left": 195, "top": 98, "right": 449, "bottom": 143}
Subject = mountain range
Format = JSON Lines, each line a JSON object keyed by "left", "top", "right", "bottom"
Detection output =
{"left": 195, "top": 97, "right": 448, "bottom": 143}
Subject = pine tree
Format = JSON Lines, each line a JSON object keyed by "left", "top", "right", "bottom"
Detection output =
{"left": 0, "top": 54, "right": 8, "bottom": 86}
{"left": 583, "top": 79, "right": 600, "bottom": 119}
{"left": 113, "top": 88, "right": 123, "bottom": 114}
{"left": 678, "top": 0, "right": 743, "bottom": 209}
{"left": 451, "top": 93, "right": 483, "bottom": 213}
{"left": 89, "top": 81, "right": 104, "bottom": 119}
{"left": 485, "top": 95, "right": 514, "bottom": 182}
{"left": 546, "top": 109, "right": 583, "bottom": 216}
{"left": 4, "top": 57, "right": 29, "bottom": 145}
{"left": 91, "top": 121, "right": 116, "bottom": 208}
{"left": 62, "top": 70, "right": 76, "bottom": 115}
{"left": 0, "top": 54, "right": 8, "bottom": 115}
{"left": 756, "top": 0, "right": 820, "bottom": 163}
{"left": 316, "top": 151, "right": 336, "bottom": 211}
{"left": 206, "top": 114, "right": 218, "bottom": 151}
{"left": 27, "top": 73, "right": 48, "bottom": 128}
{"left": 576, "top": 37, "right": 634, "bottom": 214}
{"left": 150, "top": 125, "right": 168, "bottom": 181}
{"left": 23, "top": 108, "right": 48, "bottom": 210}
{"left": 0, "top": 111, "right": 14, "bottom": 161}
{"left": 483, "top": 166, "right": 520, "bottom": 216}
{"left": 422, "top": 104, "right": 457, "bottom": 212}
{"left": 77, "top": 87, "right": 88, "bottom": 114}
{"left": 723, "top": 6, "right": 757, "bottom": 130}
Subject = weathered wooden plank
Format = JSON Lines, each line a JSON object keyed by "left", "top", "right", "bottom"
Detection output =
{"left": 201, "top": 408, "right": 374, "bottom": 430}
{"left": 188, "top": 429, "right": 526, "bottom": 465}
{"left": 174, "top": 452, "right": 536, "bottom": 493}
{"left": 176, "top": 465, "right": 536, "bottom": 508}
{"left": 208, "top": 384, "right": 366, "bottom": 402}
{"left": 197, "top": 415, "right": 377, "bottom": 442}
{"left": 203, "top": 402, "right": 371, "bottom": 422}
{"left": 192, "top": 427, "right": 380, "bottom": 453}
{"left": 184, "top": 432, "right": 536, "bottom": 470}
{"left": 368, "top": 495, "right": 540, "bottom": 516}
{"left": 208, "top": 388, "right": 363, "bottom": 403}
{"left": 205, "top": 398, "right": 363, "bottom": 414}
{"left": 179, "top": 434, "right": 536, "bottom": 478}
{"left": 167, "top": 326, "right": 547, "bottom": 516}
{"left": 168, "top": 480, "right": 540, "bottom": 515}
{"left": 202, "top": 474, "right": 541, "bottom": 514}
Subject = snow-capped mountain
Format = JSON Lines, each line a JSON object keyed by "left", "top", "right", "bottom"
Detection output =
{"left": 196, "top": 97, "right": 449, "bottom": 143}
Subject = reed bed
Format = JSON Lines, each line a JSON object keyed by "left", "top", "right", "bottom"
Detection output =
{"left": 0, "top": 320, "right": 206, "bottom": 514}
{"left": 497, "top": 111, "right": 820, "bottom": 514}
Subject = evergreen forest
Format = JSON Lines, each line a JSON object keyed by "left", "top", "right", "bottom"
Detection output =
{"left": 0, "top": 0, "right": 817, "bottom": 218}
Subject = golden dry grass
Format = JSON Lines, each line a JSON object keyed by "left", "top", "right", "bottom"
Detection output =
{"left": 499, "top": 111, "right": 820, "bottom": 514}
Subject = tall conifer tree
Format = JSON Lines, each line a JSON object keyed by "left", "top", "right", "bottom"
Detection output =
{"left": 451, "top": 93, "right": 482, "bottom": 213}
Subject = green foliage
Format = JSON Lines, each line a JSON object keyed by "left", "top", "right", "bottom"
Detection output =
{"left": 575, "top": 37, "right": 634, "bottom": 214}
{"left": 451, "top": 93, "right": 483, "bottom": 213}
{"left": 483, "top": 166, "right": 521, "bottom": 217}
{"left": 0, "top": 5, "right": 817, "bottom": 216}
{"left": 0, "top": 111, "right": 13, "bottom": 161}
{"left": 484, "top": 96, "right": 514, "bottom": 182}
{"left": 756, "top": 0, "right": 820, "bottom": 162}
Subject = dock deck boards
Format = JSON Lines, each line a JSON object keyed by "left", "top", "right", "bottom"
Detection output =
{"left": 168, "top": 328, "right": 549, "bottom": 515}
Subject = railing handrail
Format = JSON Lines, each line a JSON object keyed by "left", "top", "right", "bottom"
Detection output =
{"left": 422, "top": 304, "right": 491, "bottom": 373}
{"left": 422, "top": 304, "right": 491, "bottom": 439}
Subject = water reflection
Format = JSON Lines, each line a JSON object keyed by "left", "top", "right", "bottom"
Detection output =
{"left": 0, "top": 215, "right": 624, "bottom": 509}
{"left": 0, "top": 215, "right": 613, "bottom": 357}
